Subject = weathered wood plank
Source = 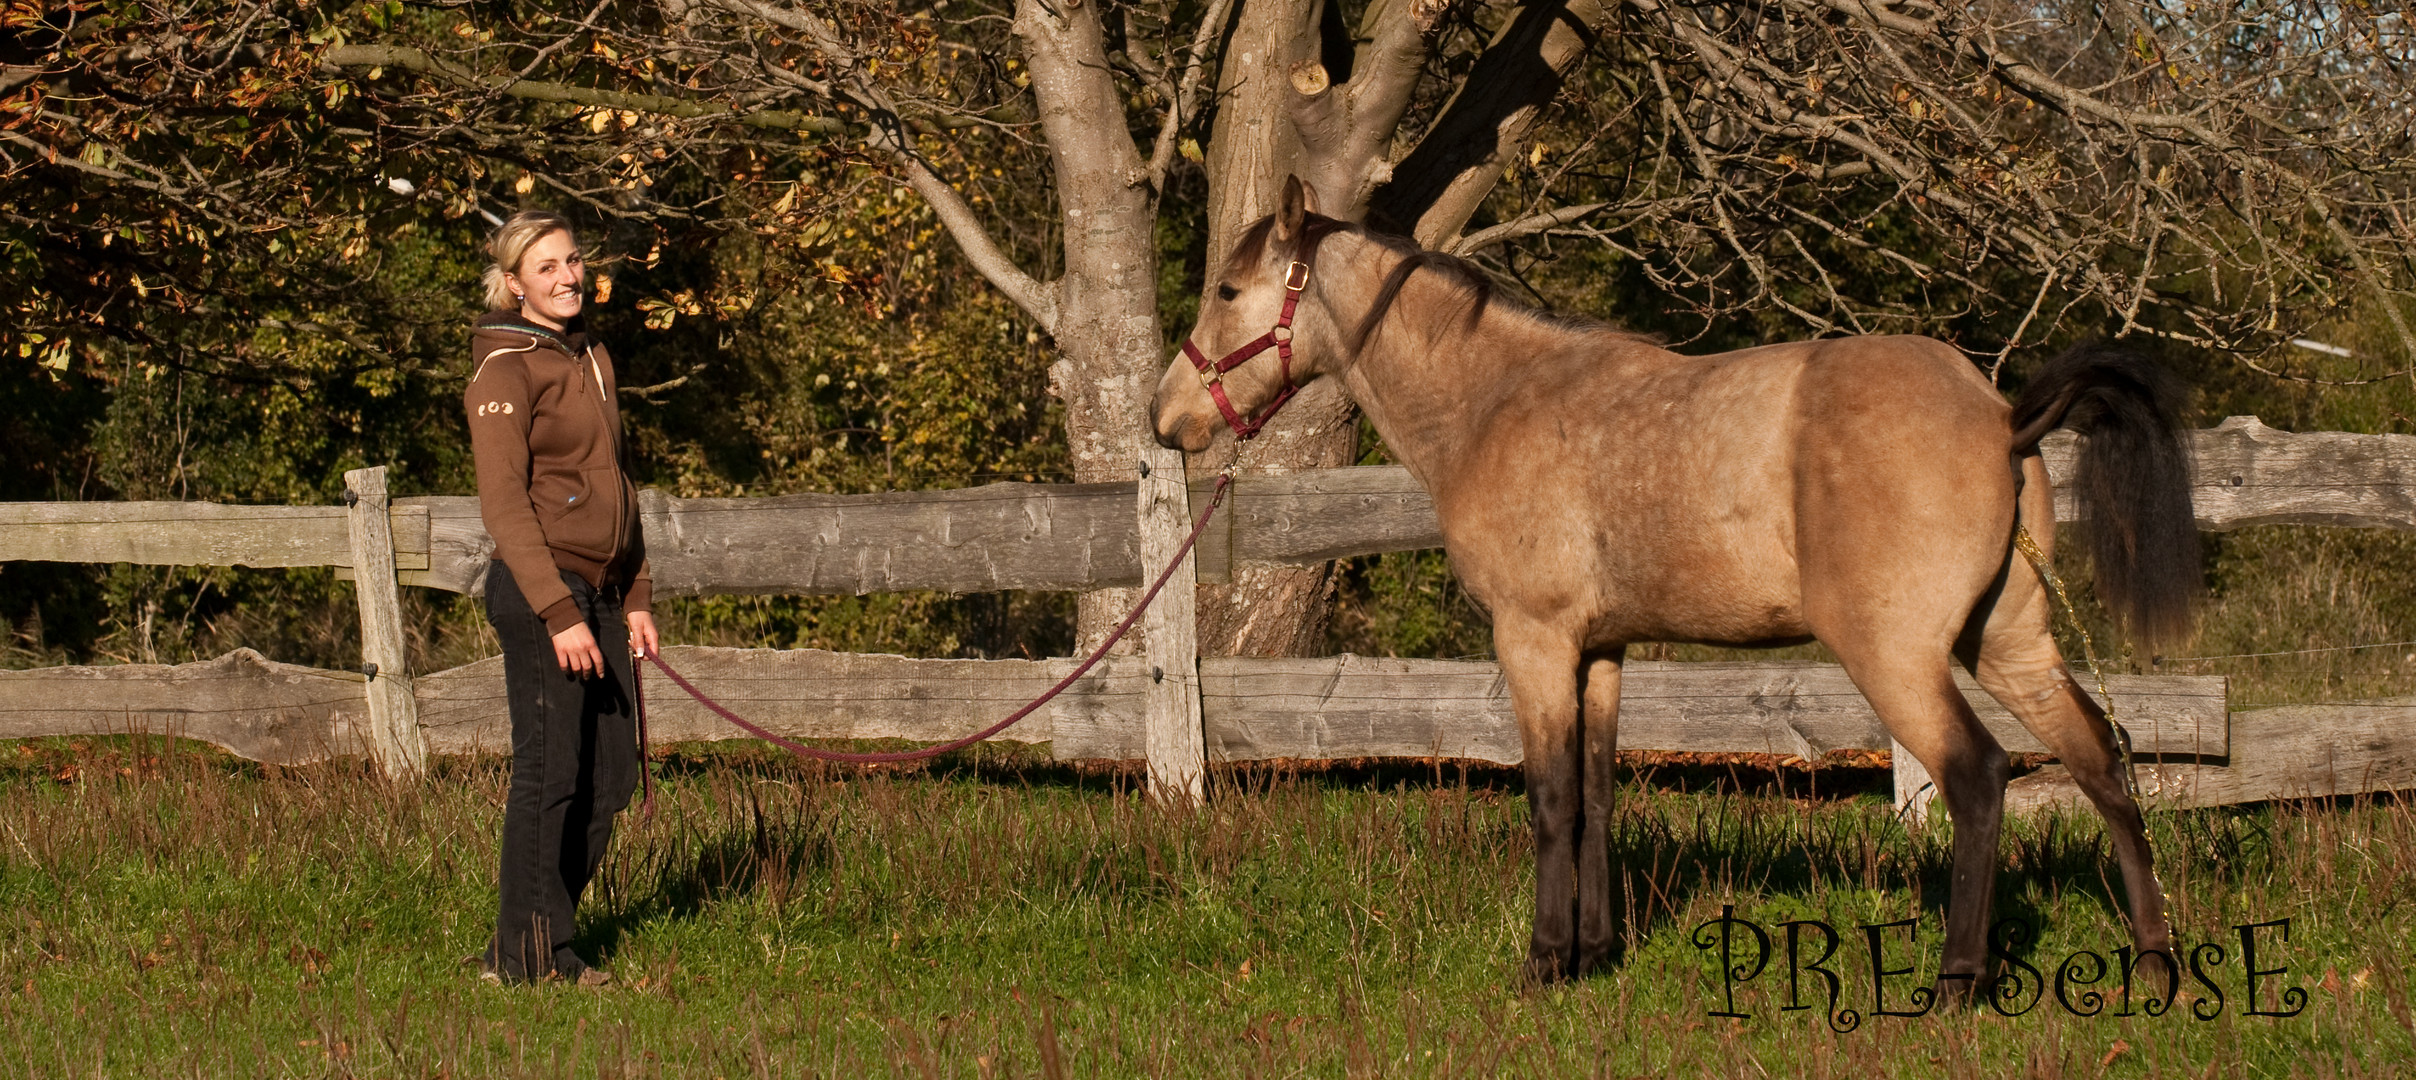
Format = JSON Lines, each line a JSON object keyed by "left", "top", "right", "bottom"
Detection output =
{"left": 0, "top": 501, "right": 429, "bottom": 569}
{"left": 396, "top": 468, "right": 1435, "bottom": 595}
{"left": 637, "top": 484, "right": 1138, "bottom": 598}
{"left": 0, "top": 649, "right": 370, "bottom": 764}
{"left": 1049, "top": 657, "right": 2227, "bottom": 764}
{"left": 2006, "top": 700, "right": 2416, "bottom": 812}
{"left": 1893, "top": 736, "right": 1935, "bottom": 825}
{"left": 353, "top": 419, "right": 2416, "bottom": 597}
{"left": 17, "top": 418, "right": 2416, "bottom": 593}
{"left": 0, "top": 647, "right": 2226, "bottom": 771}
{"left": 1228, "top": 466, "right": 1440, "bottom": 565}
{"left": 399, "top": 496, "right": 491, "bottom": 593}
{"left": 401, "top": 484, "right": 1141, "bottom": 597}
{"left": 2042, "top": 416, "right": 2416, "bottom": 531}
{"left": 1138, "top": 449, "right": 1207, "bottom": 805}
{"left": 412, "top": 646, "right": 1131, "bottom": 755}
{"left": 344, "top": 467, "right": 424, "bottom": 780}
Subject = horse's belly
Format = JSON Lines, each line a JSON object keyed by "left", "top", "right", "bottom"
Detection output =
{"left": 1600, "top": 572, "right": 1809, "bottom": 647}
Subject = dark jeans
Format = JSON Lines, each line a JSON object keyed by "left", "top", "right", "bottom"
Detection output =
{"left": 483, "top": 560, "right": 638, "bottom": 982}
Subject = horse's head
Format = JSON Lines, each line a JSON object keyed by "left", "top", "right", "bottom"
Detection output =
{"left": 1153, "top": 176, "right": 1341, "bottom": 452}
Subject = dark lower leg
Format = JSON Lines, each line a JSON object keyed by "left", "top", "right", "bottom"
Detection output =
{"left": 1934, "top": 742, "right": 2010, "bottom": 1002}
{"left": 1522, "top": 746, "right": 1579, "bottom": 983}
{"left": 1576, "top": 653, "right": 1623, "bottom": 976}
{"left": 2059, "top": 689, "right": 2173, "bottom": 955}
{"left": 1498, "top": 627, "right": 1584, "bottom": 985}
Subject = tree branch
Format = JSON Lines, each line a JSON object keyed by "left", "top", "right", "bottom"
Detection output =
{"left": 1375, "top": 0, "right": 1609, "bottom": 247}
{"left": 1291, "top": 0, "right": 1447, "bottom": 218}
{"left": 322, "top": 44, "right": 847, "bottom": 133}
{"left": 700, "top": 1, "right": 1061, "bottom": 329}
{"left": 1143, "top": 0, "right": 1240, "bottom": 190}
{"left": 1446, "top": 200, "right": 1606, "bottom": 255}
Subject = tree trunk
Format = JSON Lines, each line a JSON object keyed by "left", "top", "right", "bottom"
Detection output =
{"left": 1184, "top": 0, "right": 1361, "bottom": 659}
{"left": 1015, "top": 0, "right": 1174, "bottom": 655}
{"left": 998, "top": 0, "right": 1607, "bottom": 659}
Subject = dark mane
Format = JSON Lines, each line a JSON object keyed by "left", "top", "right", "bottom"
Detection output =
{"left": 1337, "top": 225, "right": 1652, "bottom": 350}
{"left": 1224, "top": 214, "right": 1654, "bottom": 349}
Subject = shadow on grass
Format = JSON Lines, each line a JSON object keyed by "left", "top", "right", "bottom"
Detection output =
{"left": 575, "top": 745, "right": 2183, "bottom": 986}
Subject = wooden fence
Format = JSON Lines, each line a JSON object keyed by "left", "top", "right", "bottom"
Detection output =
{"left": 4, "top": 416, "right": 2415, "bottom": 815}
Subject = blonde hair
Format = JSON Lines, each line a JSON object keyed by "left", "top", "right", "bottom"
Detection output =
{"left": 480, "top": 210, "right": 577, "bottom": 312}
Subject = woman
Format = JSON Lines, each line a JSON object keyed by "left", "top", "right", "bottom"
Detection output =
{"left": 466, "top": 210, "right": 660, "bottom": 986}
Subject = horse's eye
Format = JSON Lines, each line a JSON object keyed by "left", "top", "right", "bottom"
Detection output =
{"left": 1216, "top": 284, "right": 1238, "bottom": 302}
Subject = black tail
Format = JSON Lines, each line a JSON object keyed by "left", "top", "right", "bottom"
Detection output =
{"left": 2010, "top": 342, "right": 2198, "bottom": 650}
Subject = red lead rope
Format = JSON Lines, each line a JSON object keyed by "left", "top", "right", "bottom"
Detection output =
{"left": 628, "top": 473, "right": 1232, "bottom": 808}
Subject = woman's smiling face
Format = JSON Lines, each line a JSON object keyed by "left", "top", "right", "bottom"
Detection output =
{"left": 506, "top": 229, "right": 585, "bottom": 330}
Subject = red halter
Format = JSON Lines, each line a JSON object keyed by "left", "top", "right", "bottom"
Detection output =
{"left": 1180, "top": 227, "right": 1331, "bottom": 441}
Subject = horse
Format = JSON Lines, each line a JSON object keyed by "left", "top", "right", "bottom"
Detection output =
{"left": 1152, "top": 176, "right": 2196, "bottom": 994}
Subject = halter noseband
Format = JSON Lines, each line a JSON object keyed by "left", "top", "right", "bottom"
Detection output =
{"left": 1180, "top": 225, "right": 1332, "bottom": 441}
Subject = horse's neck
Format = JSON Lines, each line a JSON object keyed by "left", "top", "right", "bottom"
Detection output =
{"left": 1328, "top": 247, "right": 1570, "bottom": 490}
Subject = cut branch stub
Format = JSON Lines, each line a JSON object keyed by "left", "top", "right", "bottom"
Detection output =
{"left": 1291, "top": 61, "right": 1331, "bottom": 96}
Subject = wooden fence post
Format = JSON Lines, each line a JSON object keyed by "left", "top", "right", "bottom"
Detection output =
{"left": 344, "top": 466, "right": 426, "bottom": 780}
{"left": 1891, "top": 737, "right": 1933, "bottom": 826}
{"left": 1136, "top": 445, "right": 1207, "bottom": 806}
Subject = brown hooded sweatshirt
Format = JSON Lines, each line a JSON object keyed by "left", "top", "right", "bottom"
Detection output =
{"left": 466, "top": 311, "right": 652, "bottom": 634}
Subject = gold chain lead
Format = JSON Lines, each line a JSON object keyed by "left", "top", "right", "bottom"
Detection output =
{"left": 2011, "top": 525, "right": 2139, "bottom": 801}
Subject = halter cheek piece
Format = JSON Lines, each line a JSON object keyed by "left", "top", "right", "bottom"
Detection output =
{"left": 1179, "top": 226, "right": 1331, "bottom": 441}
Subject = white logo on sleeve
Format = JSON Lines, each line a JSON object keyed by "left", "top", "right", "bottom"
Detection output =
{"left": 475, "top": 401, "right": 517, "bottom": 416}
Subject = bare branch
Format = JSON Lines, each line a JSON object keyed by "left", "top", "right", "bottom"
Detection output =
{"left": 1447, "top": 200, "right": 1607, "bottom": 255}
{"left": 323, "top": 45, "right": 847, "bottom": 133}
{"left": 1143, "top": 0, "right": 1240, "bottom": 190}
{"left": 1376, "top": 0, "right": 1611, "bottom": 247}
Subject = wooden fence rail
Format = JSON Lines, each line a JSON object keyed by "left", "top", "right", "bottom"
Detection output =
{"left": 5, "top": 644, "right": 2406, "bottom": 810}
{"left": 0, "top": 644, "right": 2229, "bottom": 761}
{"left": 3, "top": 416, "right": 2414, "bottom": 809}
{"left": 8, "top": 417, "right": 2410, "bottom": 598}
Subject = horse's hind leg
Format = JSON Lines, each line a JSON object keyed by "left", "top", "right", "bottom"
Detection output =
{"left": 1958, "top": 546, "right": 2174, "bottom": 961}
{"left": 1496, "top": 617, "right": 1585, "bottom": 983}
{"left": 1830, "top": 643, "right": 2011, "bottom": 1000}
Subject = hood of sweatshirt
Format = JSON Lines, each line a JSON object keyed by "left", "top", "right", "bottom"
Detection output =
{"left": 473, "top": 310, "right": 589, "bottom": 362}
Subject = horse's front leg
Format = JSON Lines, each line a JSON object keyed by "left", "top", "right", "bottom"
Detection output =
{"left": 1578, "top": 649, "right": 1626, "bottom": 976}
{"left": 1499, "top": 619, "right": 1584, "bottom": 984}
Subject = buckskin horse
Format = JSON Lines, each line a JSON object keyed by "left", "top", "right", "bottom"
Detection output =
{"left": 1152, "top": 177, "right": 2196, "bottom": 995}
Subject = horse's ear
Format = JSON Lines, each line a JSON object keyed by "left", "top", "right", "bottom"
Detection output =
{"left": 1274, "top": 175, "right": 1315, "bottom": 244}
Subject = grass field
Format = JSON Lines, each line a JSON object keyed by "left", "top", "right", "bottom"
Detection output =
{"left": 0, "top": 737, "right": 2407, "bottom": 1079}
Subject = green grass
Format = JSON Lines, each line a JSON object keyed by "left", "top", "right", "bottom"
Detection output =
{"left": 0, "top": 738, "right": 2410, "bottom": 1078}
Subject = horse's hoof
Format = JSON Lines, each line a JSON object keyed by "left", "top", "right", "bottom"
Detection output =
{"left": 1932, "top": 973, "right": 1984, "bottom": 1010}
{"left": 1519, "top": 954, "right": 1573, "bottom": 990}
{"left": 1574, "top": 944, "right": 1623, "bottom": 979}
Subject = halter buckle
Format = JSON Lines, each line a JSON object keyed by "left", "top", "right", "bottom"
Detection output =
{"left": 1197, "top": 365, "right": 1222, "bottom": 389}
{"left": 1284, "top": 261, "right": 1311, "bottom": 291}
